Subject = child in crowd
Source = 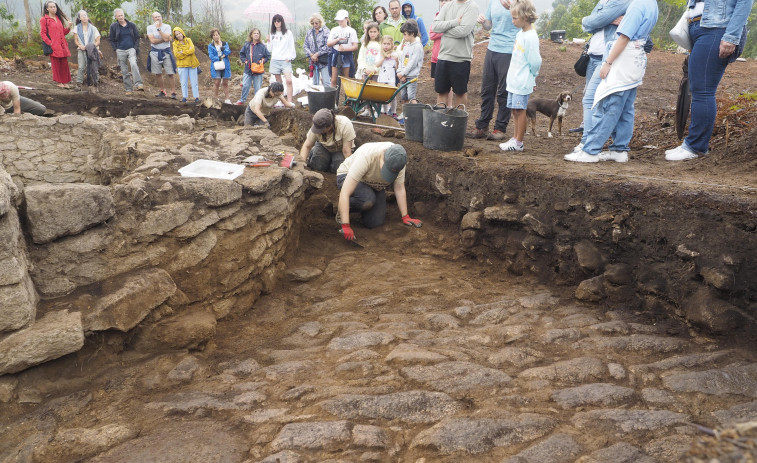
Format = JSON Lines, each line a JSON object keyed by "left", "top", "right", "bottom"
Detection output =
{"left": 397, "top": 19, "right": 423, "bottom": 105}
{"left": 327, "top": 9, "right": 359, "bottom": 88}
{"left": 500, "top": 0, "right": 541, "bottom": 152}
{"left": 376, "top": 35, "right": 399, "bottom": 117}
{"left": 357, "top": 21, "right": 382, "bottom": 80}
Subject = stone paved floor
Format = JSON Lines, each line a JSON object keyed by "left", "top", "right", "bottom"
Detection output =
{"left": 2, "top": 223, "right": 757, "bottom": 463}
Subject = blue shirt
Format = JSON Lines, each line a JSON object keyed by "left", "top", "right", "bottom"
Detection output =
{"left": 487, "top": 0, "right": 520, "bottom": 53}
{"left": 616, "top": 0, "right": 658, "bottom": 41}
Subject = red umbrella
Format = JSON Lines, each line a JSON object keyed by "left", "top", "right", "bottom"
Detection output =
{"left": 243, "top": 0, "right": 294, "bottom": 26}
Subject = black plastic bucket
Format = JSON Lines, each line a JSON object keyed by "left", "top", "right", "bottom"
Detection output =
{"left": 403, "top": 103, "right": 426, "bottom": 142}
{"left": 307, "top": 87, "right": 337, "bottom": 114}
{"left": 422, "top": 104, "right": 468, "bottom": 151}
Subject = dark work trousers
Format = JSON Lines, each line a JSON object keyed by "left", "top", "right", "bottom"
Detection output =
{"left": 336, "top": 174, "right": 387, "bottom": 229}
{"left": 475, "top": 49, "right": 512, "bottom": 132}
{"left": 307, "top": 142, "right": 345, "bottom": 173}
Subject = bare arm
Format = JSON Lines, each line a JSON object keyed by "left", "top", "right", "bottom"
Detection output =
{"left": 599, "top": 33, "right": 630, "bottom": 78}
{"left": 393, "top": 181, "right": 409, "bottom": 217}
{"left": 299, "top": 136, "right": 315, "bottom": 161}
{"left": 12, "top": 98, "right": 21, "bottom": 114}
{"left": 342, "top": 140, "right": 353, "bottom": 158}
{"left": 338, "top": 176, "right": 360, "bottom": 226}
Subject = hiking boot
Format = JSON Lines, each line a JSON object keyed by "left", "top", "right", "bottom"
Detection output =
{"left": 125, "top": 91, "right": 133, "bottom": 96}
{"left": 466, "top": 128, "right": 488, "bottom": 139}
{"left": 564, "top": 150, "right": 599, "bottom": 162}
{"left": 598, "top": 151, "right": 629, "bottom": 163}
{"left": 568, "top": 126, "right": 584, "bottom": 133}
{"left": 487, "top": 130, "right": 507, "bottom": 141}
{"left": 136, "top": 84, "right": 145, "bottom": 91}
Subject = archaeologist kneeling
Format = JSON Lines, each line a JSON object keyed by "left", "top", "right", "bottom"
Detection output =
{"left": 336, "top": 142, "right": 422, "bottom": 241}
{"left": 299, "top": 108, "right": 356, "bottom": 173}
{"left": 0, "top": 81, "right": 46, "bottom": 116}
{"left": 244, "top": 81, "right": 294, "bottom": 127}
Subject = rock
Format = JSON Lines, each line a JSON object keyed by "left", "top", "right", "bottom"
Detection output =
{"left": 683, "top": 287, "right": 744, "bottom": 334}
{"left": 167, "top": 355, "right": 200, "bottom": 383}
{"left": 235, "top": 168, "right": 286, "bottom": 194}
{"left": 574, "top": 335, "right": 688, "bottom": 354}
{"left": 662, "top": 363, "right": 757, "bottom": 398}
{"left": 327, "top": 331, "right": 395, "bottom": 350}
{"left": 0, "top": 310, "right": 84, "bottom": 375}
{"left": 580, "top": 442, "right": 655, "bottom": 463}
{"left": 522, "top": 213, "right": 551, "bottom": 237}
{"left": 165, "top": 230, "right": 218, "bottom": 273}
{"left": 401, "top": 361, "right": 512, "bottom": 393}
{"left": 572, "top": 409, "right": 689, "bottom": 434}
{"left": 270, "top": 421, "right": 352, "bottom": 451}
{"left": 351, "top": 424, "right": 390, "bottom": 449}
{"left": 385, "top": 343, "right": 448, "bottom": 364}
{"left": 643, "top": 435, "right": 692, "bottom": 463}
{"left": 320, "top": 391, "right": 462, "bottom": 424}
{"left": 136, "top": 201, "right": 195, "bottom": 238}
{"left": 424, "top": 313, "right": 460, "bottom": 330}
{"left": 280, "top": 385, "right": 316, "bottom": 401}
{"left": 712, "top": 401, "right": 757, "bottom": 425}
{"left": 147, "top": 391, "right": 256, "bottom": 413}
{"left": 242, "top": 408, "right": 289, "bottom": 424}
{"left": 24, "top": 183, "right": 114, "bottom": 244}
{"left": 552, "top": 383, "right": 635, "bottom": 408}
{"left": 295, "top": 322, "right": 321, "bottom": 337}
{"left": 286, "top": 267, "right": 323, "bottom": 282}
{"left": 675, "top": 244, "right": 700, "bottom": 259}
{"left": 574, "top": 240, "right": 604, "bottom": 272}
{"left": 0, "top": 276, "right": 37, "bottom": 332}
{"left": 608, "top": 363, "right": 626, "bottom": 379}
{"left": 79, "top": 268, "right": 177, "bottom": 332}
{"left": 542, "top": 328, "right": 582, "bottom": 343}
{"left": 257, "top": 450, "right": 302, "bottom": 463}
{"left": 603, "top": 263, "right": 633, "bottom": 285}
{"left": 0, "top": 376, "right": 17, "bottom": 402}
{"left": 461, "top": 211, "right": 483, "bottom": 230}
{"left": 641, "top": 388, "right": 677, "bottom": 405}
{"left": 409, "top": 414, "right": 555, "bottom": 454}
{"left": 575, "top": 276, "right": 605, "bottom": 301}
{"left": 519, "top": 357, "right": 605, "bottom": 383}
{"left": 630, "top": 350, "right": 732, "bottom": 372}
{"left": 484, "top": 204, "right": 521, "bottom": 222}
{"left": 32, "top": 424, "right": 138, "bottom": 463}
{"left": 168, "top": 177, "right": 243, "bottom": 207}
{"left": 502, "top": 433, "right": 581, "bottom": 463}
{"left": 699, "top": 266, "right": 735, "bottom": 290}
{"left": 488, "top": 347, "right": 544, "bottom": 368}
{"left": 134, "top": 309, "right": 217, "bottom": 351}
{"left": 590, "top": 321, "right": 631, "bottom": 334}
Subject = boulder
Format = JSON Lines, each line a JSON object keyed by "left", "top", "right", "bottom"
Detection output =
{"left": 0, "top": 275, "right": 37, "bottom": 332}
{"left": 167, "top": 177, "right": 243, "bottom": 207}
{"left": 575, "top": 275, "right": 605, "bottom": 302}
{"left": 574, "top": 240, "right": 604, "bottom": 272}
{"left": 683, "top": 287, "right": 744, "bottom": 334}
{"left": 24, "top": 183, "right": 114, "bottom": 244}
{"left": 0, "top": 310, "right": 84, "bottom": 375}
{"left": 32, "top": 424, "right": 138, "bottom": 463}
{"left": 134, "top": 309, "right": 217, "bottom": 351}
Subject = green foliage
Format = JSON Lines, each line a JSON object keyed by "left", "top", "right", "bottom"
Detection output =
{"left": 72, "top": 0, "right": 122, "bottom": 31}
{"left": 317, "top": 0, "right": 375, "bottom": 32}
{"left": 0, "top": 29, "right": 43, "bottom": 57}
{"left": 0, "top": 4, "right": 19, "bottom": 31}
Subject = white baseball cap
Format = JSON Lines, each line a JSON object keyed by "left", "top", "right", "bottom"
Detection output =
{"left": 334, "top": 9, "right": 349, "bottom": 21}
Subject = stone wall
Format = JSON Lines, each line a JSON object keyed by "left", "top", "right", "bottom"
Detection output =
{"left": 0, "top": 114, "right": 321, "bottom": 375}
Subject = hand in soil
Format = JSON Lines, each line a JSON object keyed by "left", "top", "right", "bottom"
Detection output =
{"left": 402, "top": 215, "right": 422, "bottom": 228}
{"left": 340, "top": 224, "right": 355, "bottom": 240}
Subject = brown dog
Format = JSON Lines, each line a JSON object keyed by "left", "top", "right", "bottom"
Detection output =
{"left": 526, "top": 91, "right": 572, "bottom": 138}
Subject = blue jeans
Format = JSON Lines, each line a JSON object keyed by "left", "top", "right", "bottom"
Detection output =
{"left": 240, "top": 73, "right": 263, "bottom": 102}
{"left": 177, "top": 67, "right": 199, "bottom": 99}
{"left": 583, "top": 86, "right": 637, "bottom": 155}
{"left": 685, "top": 22, "right": 729, "bottom": 154}
{"left": 580, "top": 55, "right": 603, "bottom": 145}
{"left": 336, "top": 174, "right": 387, "bottom": 229}
{"left": 312, "top": 64, "right": 330, "bottom": 86}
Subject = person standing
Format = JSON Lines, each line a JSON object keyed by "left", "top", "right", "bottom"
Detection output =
{"left": 304, "top": 13, "right": 331, "bottom": 86}
{"left": 564, "top": 0, "right": 658, "bottom": 163}
{"left": 147, "top": 11, "right": 176, "bottom": 99}
{"left": 327, "top": 10, "right": 359, "bottom": 88}
{"left": 73, "top": 10, "right": 101, "bottom": 90}
{"left": 382, "top": 0, "right": 406, "bottom": 46}
{"left": 373, "top": 5, "right": 388, "bottom": 26}
{"left": 172, "top": 26, "right": 201, "bottom": 104}
{"left": 665, "top": 0, "right": 754, "bottom": 161}
{"left": 238, "top": 28, "right": 270, "bottom": 104}
{"left": 432, "top": 0, "right": 479, "bottom": 107}
{"left": 40, "top": 1, "right": 72, "bottom": 89}
{"left": 109, "top": 8, "right": 144, "bottom": 94}
{"left": 267, "top": 14, "right": 296, "bottom": 104}
{"left": 336, "top": 142, "right": 422, "bottom": 241}
{"left": 467, "top": 0, "right": 521, "bottom": 141}
{"left": 401, "top": 1, "right": 429, "bottom": 46}
{"left": 208, "top": 28, "right": 232, "bottom": 104}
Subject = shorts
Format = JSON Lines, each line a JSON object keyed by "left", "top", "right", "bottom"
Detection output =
{"left": 149, "top": 50, "right": 175, "bottom": 74}
{"left": 330, "top": 51, "right": 354, "bottom": 69}
{"left": 506, "top": 92, "right": 529, "bottom": 110}
{"left": 269, "top": 59, "right": 292, "bottom": 75}
{"left": 430, "top": 61, "right": 437, "bottom": 78}
{"left": 433, "top": 60, "right": 471, "bottom": 96}
{"left": 400, "top": 79, "right": 417, "bottom": 101}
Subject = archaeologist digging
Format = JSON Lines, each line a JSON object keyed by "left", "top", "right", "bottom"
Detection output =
{"left": 0, "top": 81, "right": 46, "bottom": 115}
{"left": 336, "top": 141, "right": 422, "bottom": 241}
{"left": 299, "top": 108, "right": 356, "bottom": 173}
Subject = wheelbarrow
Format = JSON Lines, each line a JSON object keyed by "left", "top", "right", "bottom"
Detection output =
{"left": 339, "top": 75, "right": 418, "bottom": 123}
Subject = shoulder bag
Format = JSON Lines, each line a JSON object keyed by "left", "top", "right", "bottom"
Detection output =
{"left": 213, "top": 42, "right": 227, "bottom": 71}
{"left": 312, "top": 29, "right": 329, "bottom": 65}
{"left": 574, "top": 42, "right": 590, "bottom": 77}
{"left": 42, "top": 22, "right": 53, "bottom": 56}
{"left": 669, "top": 9, "right": 692, "bottom": 51}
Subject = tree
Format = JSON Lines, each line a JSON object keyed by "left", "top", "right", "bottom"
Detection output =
{"left": 317, "top": 0, "right": 374, "bottom": 32}
{"left": 23, "top": 0, "right": 31, "bottom": 41}
{"left": 74, "top": 0, "right": 123, "bottom": 31}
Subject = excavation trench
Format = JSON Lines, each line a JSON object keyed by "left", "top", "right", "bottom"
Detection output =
{"left": 1, "top": 100, "right": 756, "bottom": 462}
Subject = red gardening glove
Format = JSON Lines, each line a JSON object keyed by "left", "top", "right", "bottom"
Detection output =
{"left": 402, "top": 215, "right": 422, "bottom": 228}
{"left": 341, "top": 223, "right": 355, "bottom": 240}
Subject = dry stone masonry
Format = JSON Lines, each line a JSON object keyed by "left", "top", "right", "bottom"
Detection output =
{"left": 0, "top": 114, "right": 322, "bottom": 375}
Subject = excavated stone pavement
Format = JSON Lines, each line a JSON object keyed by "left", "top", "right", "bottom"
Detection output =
{"left": 2, "top": 224, "right": 756, "bottom": 463}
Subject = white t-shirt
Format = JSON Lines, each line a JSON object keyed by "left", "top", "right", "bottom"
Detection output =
{"left": 328, "top": 25, "right": 358, "bottom": 53}
{"left": 147, "top": 23, "right": 172, "bottom": 50}
{"left": 249, "top": 87, "right": 279, "bottom": 115}
{"left": 337, "top": 142, "right": 406, "bottom": 190}
{"left": 0, "top": 81, "right": 20, "bottom": 111}
{"left": 587, "top": 0, "right": 609, "bottom": 55}
{"left": 305, "top": 115, "right": 356, "bottom": 152}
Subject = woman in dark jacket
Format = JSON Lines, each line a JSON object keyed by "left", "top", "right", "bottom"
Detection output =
{"left": 237, "top": 28, "right": 270, "bottom": 105}
{"left": 304, "top": 13, "right": 331, "bottom": 86}
{"left": 40, "top": 1, "right": 73, "bottom": 88}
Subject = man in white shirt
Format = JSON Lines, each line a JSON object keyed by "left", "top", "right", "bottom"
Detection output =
{"left": 146, "top": 12, "right": 176, "bottom": 98}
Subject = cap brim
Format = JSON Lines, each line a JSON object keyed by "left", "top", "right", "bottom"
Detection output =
{"left": 311, "top": 125, "right": 327, "bottom": 134}
{"left": 380, "top": 164, "right": 399, "bottom": 183}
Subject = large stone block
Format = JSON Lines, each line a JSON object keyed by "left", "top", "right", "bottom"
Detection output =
{"left": 683, "top": 287, "right": 744, "bottom": 334}
{"left": 167, "top": 177, "right": 243, "bottom": 207}
{"left": 24, "top": 183, "right": 115, "bottom": 244}
{"left": 134, "top": 309, "right": 217, "bottom": 351}
{"left": 0, "top": 275, "right": 38, "bottom": 332}
{"left": 0, "top": 310, "right": 84, "bottom": 375}
{"left": 77, "top": 268, "right": 177, "bottom": 332}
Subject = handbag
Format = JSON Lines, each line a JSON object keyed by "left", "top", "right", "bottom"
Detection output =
{"left": 311, "top": 29, "right": 329, "bottom": 65}
{"left": 574, "top": 43, "right": 590, "bottom": 77}
{"left": 250, "top": 61, "right": 264, "bottom": 74}
{"left": 42, "top": 28, "right": 52, "bottom": 56}
{"left": 213, "top": 60, "right": 226, "bottom": 71}
{"left": 669, "top": 9, "right": 692, "bottom": 51}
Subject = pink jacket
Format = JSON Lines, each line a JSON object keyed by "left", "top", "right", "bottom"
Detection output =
{"left": 429, "top": 12, "right": 442, "bottom": 64}
{"left": 40, "top": 15, "right": 71, "bottom": 59}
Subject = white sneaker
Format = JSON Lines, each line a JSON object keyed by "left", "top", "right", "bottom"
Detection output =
{"left": 572, "top": 143, "right": 584, "bottom": 153}
{"left": 665, "top": 144, "right": 698, "bottom": 161}
{"left": 503, "top": 141, "right": 524, "bottom": 152}
{"left": 224, "top": 99, "right": 232, "bottom": 104}
{"left": 564, "top": 150, "right": 599, "bottom": 163}
{"left": 598, "top": 151, "right": 629, "bottom": 163}
{"left": 499, "top": 138, "right": 516, "bottom": 150}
